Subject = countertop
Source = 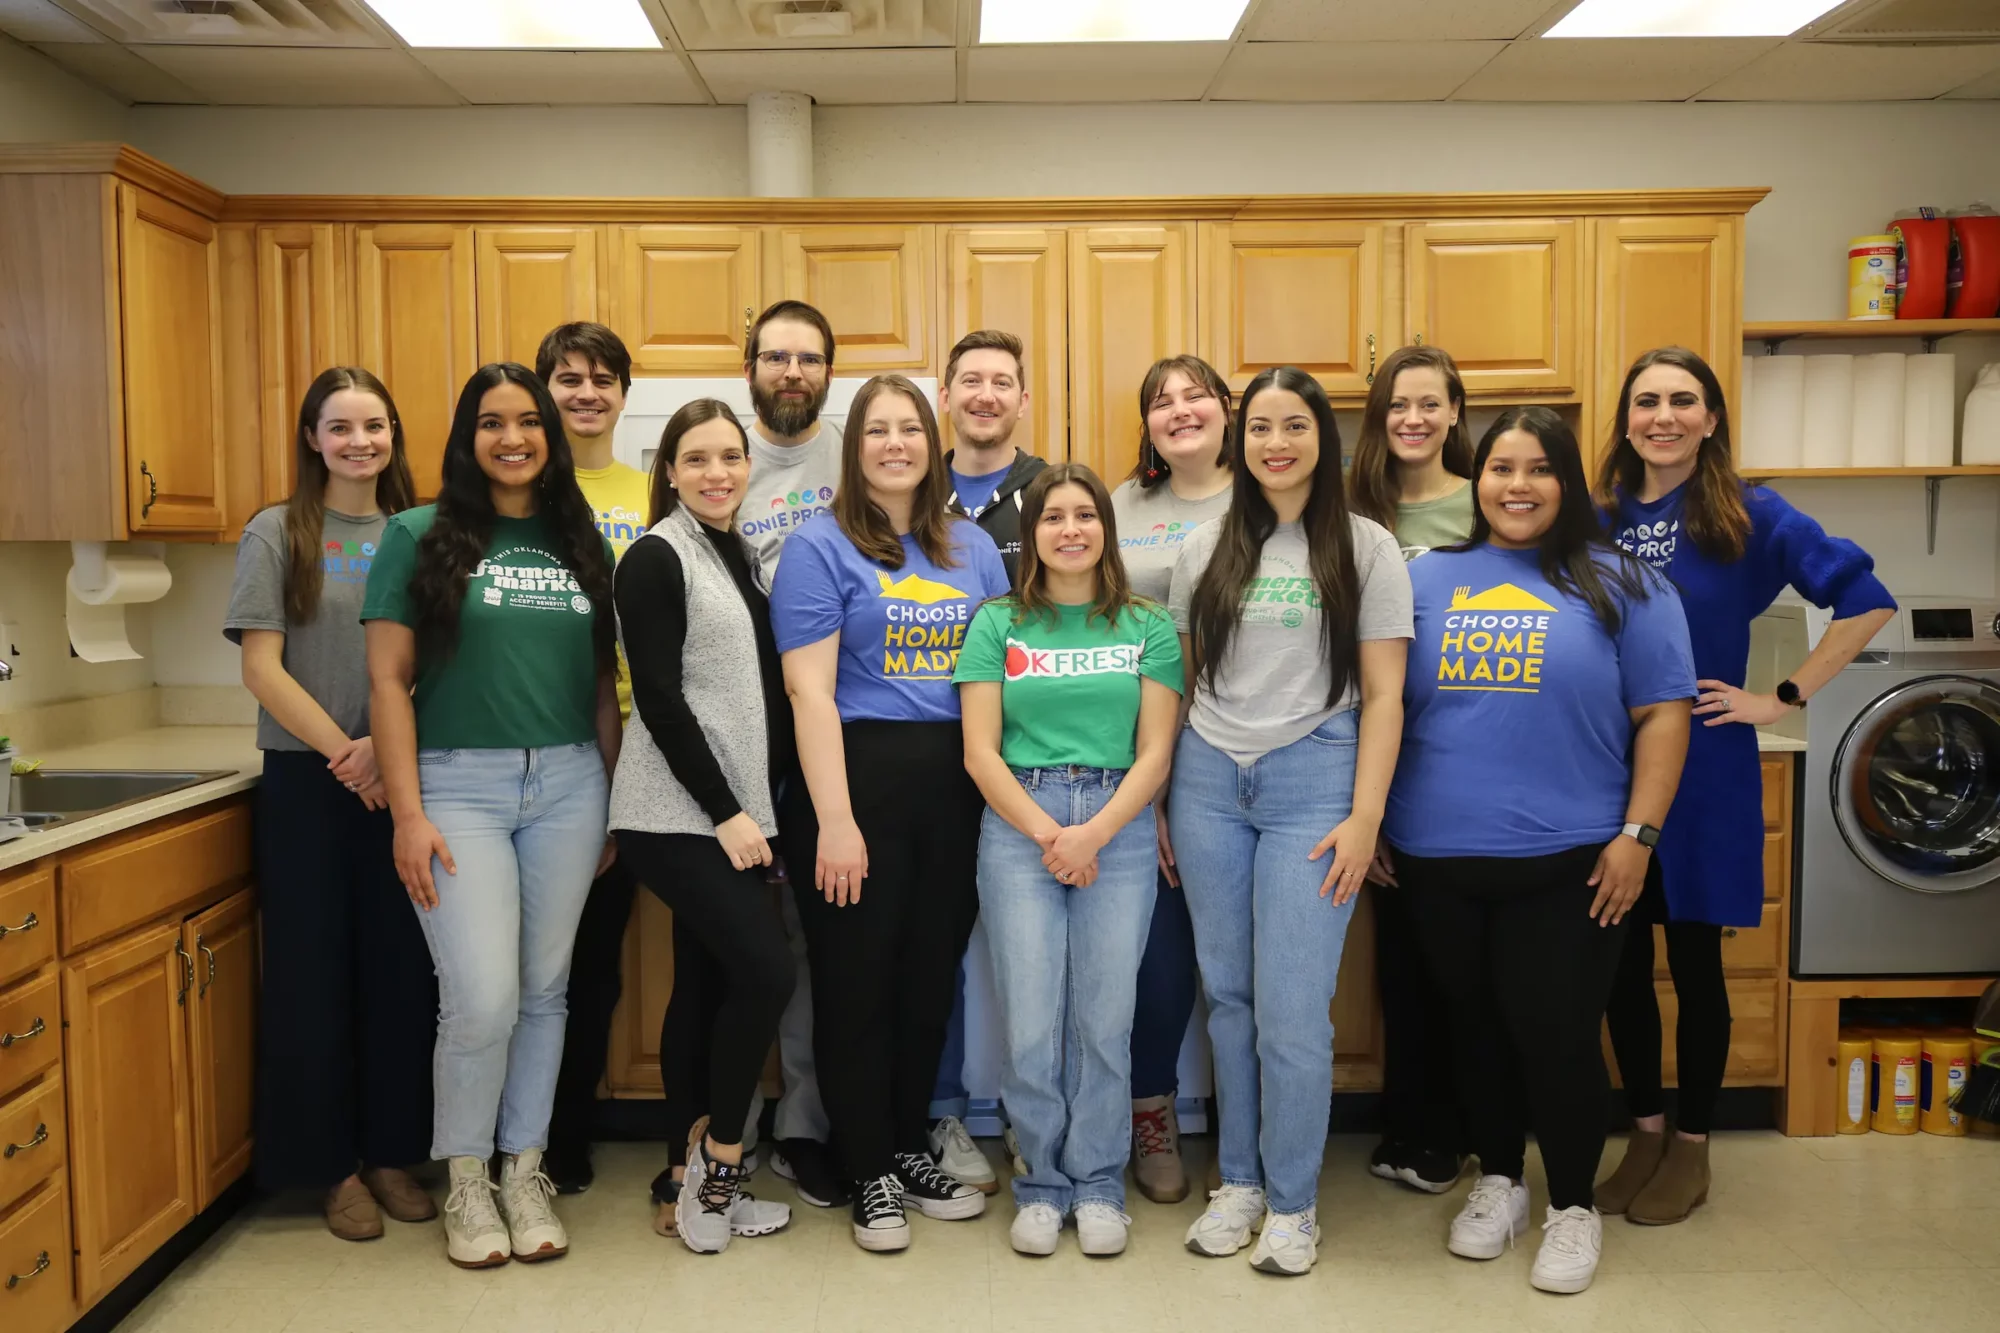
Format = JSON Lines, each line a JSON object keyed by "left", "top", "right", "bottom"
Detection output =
{"left": 0, "top": 725, "right": 262, "bottom": 873}
{"left": 1757, "top": 731, "right": 1808, "bottom": 753}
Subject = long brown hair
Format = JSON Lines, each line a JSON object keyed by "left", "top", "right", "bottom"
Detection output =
{"left": 648, "top": 399, "right": 749, "bottom": 527}
{"left": 1129, "top": 355, "right": 1233, "bottom": 489}
{"left": 832, "top": 374, "right": 961, "bottom": 570}
{"left": 282, "top": 367, "right": 415, "bottom": 623}
{"left": 1010, "top": 463, "right": 1139, "bottom": 629}
{"left": 1187, "top": 367, "right": 1361, "bottom": 708}
{"left": 1595, "top": 346, "right": 1750, "bottom": 563}
{"left": 1348, "top": 344, "right": 1473, "bottom": 530}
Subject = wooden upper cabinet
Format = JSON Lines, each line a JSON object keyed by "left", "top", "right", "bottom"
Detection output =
{"left": 1403, "top": 218, "right": 1582, "bottom": 396}
{"left": 118, "top": 184, "right": 226, "bottom": 532}
{"left": 775, "top": 225, "right": 934, "bottom": 374}
{"left": 1068, "top": 225, "right": 1197, "bottom": 482}
{"left": 184, "top": 890, "right": 257, "bottom": 1209}
{"left": 475, "top": 226, "right": 602, "bottom": 367}
{"left": 609, "top": 225, "right": 760, "bottom": 375}
{"left": 1592, "top": 215, "right": 1741, "bottom": 451}
{"left": 256, "top": 223, "right": 347, "bottom": 505}
{"left": 354, "top": 224, "right": 476, "bottom": 499}
{"left": 1201, "top": 221, "right": 1383, "bottom": 397}
{"left": 939, "top": 228, "right": 1068, "bottom": 462}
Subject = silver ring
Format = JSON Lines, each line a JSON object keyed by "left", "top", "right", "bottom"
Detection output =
{"left": 837, "top": 873, "right": 848, "bottom": 880}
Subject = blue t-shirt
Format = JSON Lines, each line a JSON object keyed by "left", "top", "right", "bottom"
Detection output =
{"left": 950, "top": 465, "right": 1012, "bottom": 519}
{"left": 1384, "top": 543, "right": 1696, "bottom": 859}
{"left": 770, "top": 512, "right": 1009, "bottom": 723}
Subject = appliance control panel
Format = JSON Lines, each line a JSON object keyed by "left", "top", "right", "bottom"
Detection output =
{"left": 1899, "top": 601, "right": 2000, "bottom": 652}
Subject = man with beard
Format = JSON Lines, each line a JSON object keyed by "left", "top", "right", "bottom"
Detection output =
{"left": 739, "top": 300, "right": 841, "bottom": 581}
{"left": 940, "top": 328, "right": 1047, "bottom": 583}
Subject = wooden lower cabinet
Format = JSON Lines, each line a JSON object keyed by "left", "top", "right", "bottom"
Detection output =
{"left": 185, "top": 892, "right": 257, "bottom": 1208}
{"left": 0, "top": 1179, "right": 74, "bottom": 1333}
{"left": 1332, "top": 891, "right": 1384, "bottom": 1090}
{"left": 606, "top": 890, "right": 674, "bottom": 1096}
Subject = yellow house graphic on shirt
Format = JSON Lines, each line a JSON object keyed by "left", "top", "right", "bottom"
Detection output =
{"left": 877, "top": 571, "right": 969, "bottom": 604}
{"left": 1448, "top": 583, "right": 1559, "bottom": 613}
{"left": 1439, "top": 582, "right": 1558, "bottom": 693}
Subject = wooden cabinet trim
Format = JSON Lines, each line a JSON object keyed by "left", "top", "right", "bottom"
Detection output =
{"left": 57, "top": 802, "right": 253, "bottom": 957}
{"left": 184, "top": 890, "right": 257, "bottom": 1208}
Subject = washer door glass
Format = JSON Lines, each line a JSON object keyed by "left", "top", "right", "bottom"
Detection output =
{"left": 1832, "top": 675, "right": 2000, "bottom": 893}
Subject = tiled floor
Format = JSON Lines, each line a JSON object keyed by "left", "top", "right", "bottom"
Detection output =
{"left": 118, "top": 1132, "right": 2000, "bottom": 1332}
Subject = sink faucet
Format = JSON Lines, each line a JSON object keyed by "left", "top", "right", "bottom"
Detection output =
{"left": 0, "top": 659, "right": 11, "bottom": 682}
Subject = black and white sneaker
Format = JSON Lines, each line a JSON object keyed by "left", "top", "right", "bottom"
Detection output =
{"left": 851, "top": 1174, "right": 910, "bottom": 1252}
{"left": 892, "top": 1151, "right": 987, "bottom": 1220}
{"left": 1369, "top": 1140, "right": 1465, "bottom": 1195}
{"left": 771, "top": 1138, "right": 850, "bottom": 1208}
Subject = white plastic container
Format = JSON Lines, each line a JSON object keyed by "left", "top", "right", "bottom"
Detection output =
{"left": 1963, "top": 362, "right": 2000, "bottom": 466}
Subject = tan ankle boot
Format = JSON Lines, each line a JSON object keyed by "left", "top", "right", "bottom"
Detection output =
{"left": 1593, "top": 1129, "right": 1665, "bottom": 1215}
{"left": 1131, "top": 1097, "right": 1188, "bottom": 1204}
{"left": 1628, "top": 1136, "right": 1709, "bottom": 1225}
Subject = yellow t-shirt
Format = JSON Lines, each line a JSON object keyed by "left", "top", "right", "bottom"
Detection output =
{"left": 574, "top": 461, "right": 652, "bottom": 719}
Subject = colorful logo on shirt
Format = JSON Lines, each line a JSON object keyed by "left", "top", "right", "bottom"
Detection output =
{"left": 1120, "top": 520, "right": 1200, "bottom": 553}
{"left": 595, "top": 504, "right": 646, "bottom": 549}
{"left": 741, "top": 484, "right": 835, "bottom": 540}
{"left": 1615, "top": 518, "right": 1678, "bottom": 570}
{"left": 471, "top": 545, "right": 588, "bottom": 617}
{"left": 322, "top": 538, "right": 377, "bottom": 584}
{"left": 878, "top": 571, "right": 974, "bottom": 679}
{"left": 1437, "top": 584, "right": 1558, "bottom": 693}
{"left": 1002, "top": 638, "right": 1141, "bottom": 681}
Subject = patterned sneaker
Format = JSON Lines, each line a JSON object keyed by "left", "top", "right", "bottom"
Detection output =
{"left": 928, "top": 1116, "right": 998, "bottom": 1194}
{"left": 1131, "top": 1097, "right": 1189, "bottom": 1204}
{"left": 1185, "top": 1184, "right": 1267, "bottom": 1257}
{"left": 442, "top": 1157, "right": 508, "bottom": 1269}
{"left": 1530, "top": 1206, "right": 1603, "bottom": 1294}
{"left": 1010, "top": 1201, "right": 1063, "bottom": 1256}
{"left": 677, "top": 1139, "right": 745, "bottom": 1255}
{"left": 1249, "top": 1207, "right": 1321, "bottom": 1275}
{"left": 892, "top": 1151, "right": 986, "bottom": 1220}
{"left": 1448, "top": 1174, "right": 1531, "bottom": 1261}
{"left": 851, "top": 1174, "right": 911, "bottom": 1252}
{"left": 498, "top": 1149, "right": 567, "bottom": 1262}
{"left": 1075, "top": 1201, "right": 1132, "bottom": 1257}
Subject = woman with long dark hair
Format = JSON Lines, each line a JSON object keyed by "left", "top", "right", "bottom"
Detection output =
{"left": 225, "top": 368, "right": 435, "bottom": 1241}
{"left": 771, "top": 374, "right": 1010, "bottom": 1253}
{"left": 1168, "top": 366, "right": 1413, "bottom": 1276}
{"left": 362, "top": 362, "right": 620, "bottom": 1270}
{"left": 1384, "top": 406, "right": 1694, "bottom": 1295}
{"left": 957, "top": 463, "right": 1183, "bottom": 1257}
{"left": 1594, "top": 348, "right": 1894, "bottom": 1225}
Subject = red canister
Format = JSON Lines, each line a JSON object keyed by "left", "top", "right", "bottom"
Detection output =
{"left": 1948, "top": 213, "right": 2000, "bottom": 319}
{"left": 1892, "top": 214, "right": 1952, "bottom": 320}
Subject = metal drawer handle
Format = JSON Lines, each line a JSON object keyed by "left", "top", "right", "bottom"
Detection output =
{"left": 1365, "top": 332, "right": 1378, "bottom": 385}
{"left": 6, "top": 1251, "right": 50, "bottom": 1289}
{"left": 0, "top": 911, "right": 37, "bottom": 940}
{"left": 140, "top": 460, "right": 158, "bottom": 518}
{"left": 176, "top": 939, "right": 193, "bottom": 1007}
{"left": 3, "top": 1123, "right": 47, "bottom": 1158}
{"left": 0, "top": 1017, "right": 44, "bottom": 1049}
{"left": 198, "top": 936, "right": 216, "bottom": 999}
{"left": 1721, "top": 927, "right": 1739, "bottom": 938}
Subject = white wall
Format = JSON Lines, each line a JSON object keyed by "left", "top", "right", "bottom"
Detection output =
{"left": 0, "top": 544, "right": 154, "bottom": 709}
{"left": 0, "top": 35, "right": 125, "bottom": 142}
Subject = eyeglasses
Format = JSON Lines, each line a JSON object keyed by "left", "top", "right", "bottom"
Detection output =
{"left": 755, "top": 350, "right": 828, "bottom": 372}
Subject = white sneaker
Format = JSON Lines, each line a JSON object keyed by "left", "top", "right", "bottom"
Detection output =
{"left": 443, "top": 1156, "right": 509, "bottom": 1269}
{"left": 1448, "top": 1175, "right": 1531, "bottom": 1260}
{"left": 1009, "top": 1201, "right": 1063, "bottom": 1256}
{"left": 1185, "top": 1184, "right": 1266, "bottom": 1257}
{"left": 498, "top": 1148, "right": 568, "bottom": 1262}
{"left": 676, "top": 1140, "right": 742, "bottom": 1255}
{"left": 928, "top": 1116, "right": 998, "bottom": 1194}
{"left": 1249, "top": 1206, "right": 1320, "bottom": 1275}
{"left": 1003, "top": 1125, "right": 1026, "bottom": 1176}
{"left": 1531, "top": 1206, "right": 1603, "bottom": 1294}
{"left": 1074, "top": 1201, "right": 1131, "bottom": 1257}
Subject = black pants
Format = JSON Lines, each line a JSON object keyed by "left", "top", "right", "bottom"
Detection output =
{"left": 254, "top": 750, "right": 436, "bottom": 1191}
{"left": 1398, "top": 844, "right": 1634, "bottom": 1211}
{"left": 1604, "top": 888, "right": 1732, "bottom": 1135}
{"left": 786, "top": 721, "right": 982, "bottom": 1185}
{"left": 614, "top": 831, "right": 795, "bottom": 1157}
{"left": 1374, "top": 881, "right": 1465, "bottom": 1154}
{"left": 547, "top": 856, "right": 639, "bottom": 1158}
{"left": 1130, "top": 868, "right": 1198, "bottom": 1100}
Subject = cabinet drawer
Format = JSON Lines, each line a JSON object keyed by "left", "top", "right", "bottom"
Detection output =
{"left": 0, "top": 1180, "right": 74, "bottom": 1333}
{"left": 0, "top": 871, "right": 54, "bottom": 989}
{"left": 1763, "top": 831, "right": 1789, "bottom": 903}
{"left": 1657, "top": 976, "right": 1784, "bottom": 1085}
{"left": 0, "top": 1073, "right": 63, "bottom": 1215}
{"left": 60, "top": 802, "right": 251, "bottom": 955}
{"left": 1720, "top": 904, "right": 1783, "bottom": 974}
{"left": 1760, "top": 757, "right": 1787, "bottom": 830}
{"left": 0, "top": 973, "right": 59, "bottom": 1101}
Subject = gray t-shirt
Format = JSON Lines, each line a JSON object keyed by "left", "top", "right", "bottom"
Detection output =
{"left": 739, "top": 420, "right": 841, "bottom": 582}
{"left": 1111, "top": 476, "right": 1233, "bottom": 605}
{"left": 1168, "top": 515, "right": 1413, "bottom": 764}
{"left": 224, "top": 506, "right": 386, "bottom": 752}
{"left": 1395, "top": 482, "right": 1475, "bottom": 562}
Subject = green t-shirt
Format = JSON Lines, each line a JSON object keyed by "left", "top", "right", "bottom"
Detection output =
{"left": 1394, "top": 481, "right": 1475, "bottom": 561}
{"left": 953, "top": 599, "right": 1184, "bottom": 770}
{"left": 360, "top": 506, "right": 606, "bottom": 751}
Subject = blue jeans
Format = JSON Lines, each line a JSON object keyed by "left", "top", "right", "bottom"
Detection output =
{"left": 413, "top": 743, "right": 609, "bottom": 1160}
{"left": 929, "top": 961, "right": 971, "bottom": 1122}
{"left": 1170, "top": 712, "right": 1359, "bottom": 1213}
{"left": 979, "top": 767, "right": 1157, "bottom": 1213}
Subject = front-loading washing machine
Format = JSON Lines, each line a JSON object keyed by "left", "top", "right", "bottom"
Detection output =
{"left": 1793, "top": 599, "right": 2000, "bottom": 977}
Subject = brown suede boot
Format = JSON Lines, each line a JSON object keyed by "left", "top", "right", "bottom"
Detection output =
{"left": 1592, "top": 1128, "right": 1665, "bottom": 1215}
{"left": 1627, "top": 1136, "right": 1710, "bottom": 1226}
{"left": 1131, "top": 1097, "right": 1189, "bottom": 1204}
{"left": 325, "top": 1176, "right": 384, "bottom": 1242}
{"left": 360, "top": 1166, "right": 437, "bottom": 1223}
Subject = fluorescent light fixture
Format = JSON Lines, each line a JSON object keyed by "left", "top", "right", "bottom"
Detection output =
{"left": 364, "top": 0, "right": 662, "bottom": 49}
{"left": 1546, "top": 0, "right": 1843, "bottom": 38}
{"left": 979, "top": 0, "right": 1250, "bottom": 44}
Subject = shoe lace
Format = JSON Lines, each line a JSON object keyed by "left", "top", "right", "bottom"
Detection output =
{"left": 894, "top": 1151, "right": 963, "bottom": 1195}
{"left": 1206, "top": 1184, "right": 1264, "bottom": 1223}
{"left": 1265, "top": 1209, "right": 1312, "bottom": 1243}
{"left": 504, "top": 1160, "right": 559, "bottom": 1231}
{"left": 1541, "top": 1207, "right": 1595, "bottom": 1259}
{"left": 1463, "top": 1178, "right": 1515, "bottom": 1220}
{"left": 860, "top": 1175, "right": 902, "bottom": 1221}
{"left": 1132, "top": 1107, "right": 1175, "bottom": 1158}
{"left": 695, "top": 1160, "right": 743, "bottom": 1217}
{"left": 447, "top": 1173, "right": 503, "bottom": 1234}
{"left": 935, "top": 1116, "right": 977, "bottom": 1158}
{"left": 1076, "top": 1201, "right": 1131, "bottom": 1227}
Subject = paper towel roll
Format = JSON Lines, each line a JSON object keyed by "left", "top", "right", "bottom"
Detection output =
{"left": 63, "top": 546, "right": 171, "bottom": 664}
{"left": 65, "top": 555, "right": 172, "bottom": 607}
{"left": 1800, "top": 355, "right": 1856, "bottom": 469}
{"left": 1851, "top": 353, "right": 1907, "bottom": 468}
{"left": 1902, "top": 353, "right": 1957, "bottom": 468}
{"left": 1743, "top": 355, "right": 1805, "bottom": 471}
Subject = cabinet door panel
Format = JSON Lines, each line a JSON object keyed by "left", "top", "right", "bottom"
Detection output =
{"left": 1204, "top": 221, "right": 1382, "bottom": 396}
{"left": 476, "top": 227, "right": 601, "bottom": 367}
{"left": 1331, "top": 889, "right": 1383, "bottom": 1091}
{"left": 1405, "top": 219, "right": 1580, "bottom": 395}
{"left": 354, "top": 224, "right": 476, "bottom": 499}
{"left": 610, "top": 226, "right": 760, "bottom": 375}
{"left": 605, "top": 891, "right": 673, "bottom": 1096}
{"left": 257, "top": 224, "right": 347, "bottom": 505}
{"left": 1068, "top": 226, "right": 1197, "bottom": 482}
{"left": 119, "top": 184, "right": 225, "bottom": 532}
{"left": 940, "top": 228, "right": 1068, "bottom": 461}
{"left": 186, "top": 890, "right": 257, "bottom": 1208}
{"left": 777, "top": 225, "right": 934, "bottom": 373}
{"left": 1592, "top": 215, "right": 1739, "bottom": 457}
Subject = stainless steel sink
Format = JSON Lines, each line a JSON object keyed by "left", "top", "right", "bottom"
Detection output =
{"left": 5, "top": 769, "right": 235, "bottom": 819}
{"left": 0, "top": 812, "right": 68, "bottom": 829}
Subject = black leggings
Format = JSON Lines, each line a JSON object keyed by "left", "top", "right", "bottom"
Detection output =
{"left": 786, "top": 720, "right": 982, "bottom": 1185}
{"left": 1399, "top": 845, "right": 1634, "bottom": 1212}
{"left": 1604, "top": 888, "right": 1731, "bottom": 1136}
{"left": 1374, "top": 881, "right": 1464, "bottom": 1154}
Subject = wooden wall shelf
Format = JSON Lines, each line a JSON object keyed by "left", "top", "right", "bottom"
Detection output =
{"left": 1743, "top": 466, "right": 2000, "bottom": 479}
{"left": 1746, "top": 318, "right": 2000, "bottom": 352}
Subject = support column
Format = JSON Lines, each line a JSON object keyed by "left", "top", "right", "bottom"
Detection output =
{"left": 746, "top": 91, "right": 813, "bottom": 198}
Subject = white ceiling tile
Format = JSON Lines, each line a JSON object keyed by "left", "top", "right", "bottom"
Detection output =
{"left": 1699, "top": 40, "right": 2000, "bottom": 100}
{"left": 30, "top": 40, "right": 203, "bottom": 101}
{"left": 1248, "top": 0, "right": 1555, "bottom": 42}
{"left": 131, "top": 45, "right": 460, "bottom": 105}
{"left": 965, "top": 42, "right": 1229, "bottom": 102}
{"left": 1210, "top": 40, "right": 1506, "bottom": 101}
{"left": 1452, "top": 35, "right": 1781, "bottom": 101}
{"left": 0, "top": 0, "right": 100, "bottom": 43}
{"left": 412, "top": 50, "right": 705, "bottom": 104}
{"left": 692, "top": 47, "right": 955, "bottom": 103}
{"left": 662, "top": 0, "right": 956, "bottom": 49}
{"left": 1944, "top": 62, "right": 2000, "bottom": 98}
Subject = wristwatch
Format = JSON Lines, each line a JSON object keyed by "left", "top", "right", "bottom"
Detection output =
{"left": 1775, "top": 678, "right": 1807, "bottom": 708}
{"left": 1621, "top": 822, "right": 1661, "bottom": 848}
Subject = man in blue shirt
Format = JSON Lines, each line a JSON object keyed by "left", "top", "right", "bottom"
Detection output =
{"left": 940, "top": 329, "right": 1048, "bottom": 584}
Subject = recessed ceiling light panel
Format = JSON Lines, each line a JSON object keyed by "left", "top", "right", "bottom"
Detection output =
{"left": 364, "top": 0, "right": 663, "bottom": 49}
{"left": 1546, "top": 0, "right": 1844, "bottom": 38}
{"left": 979, "top": 0, "right": 1251, "bottom": 44}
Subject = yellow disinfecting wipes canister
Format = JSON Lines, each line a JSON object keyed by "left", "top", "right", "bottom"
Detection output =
{"left": 1850, "top": 235, "right": 1899, "bottom": 320}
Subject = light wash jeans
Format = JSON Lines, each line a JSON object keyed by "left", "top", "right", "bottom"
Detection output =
{"left": 1169, "top": 711, "right": 1359, "bottom": 1214}
{"left": 979, "top": 767, "right": 1157, "bottom": 1213}
{"left": 414, "top": 742, "right": 609, "bottom": 1160}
